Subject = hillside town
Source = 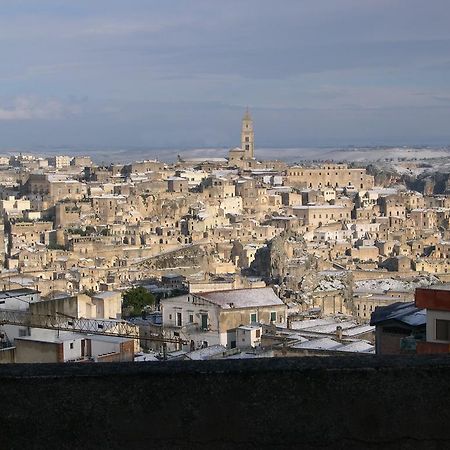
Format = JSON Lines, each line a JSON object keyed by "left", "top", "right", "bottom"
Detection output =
{"left": 0, "top": 111, "right": 449, "bottom": 363}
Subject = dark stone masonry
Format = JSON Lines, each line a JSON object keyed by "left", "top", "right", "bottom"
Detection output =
{"left": 1, "top": 355, "right": 449, "bottom": 449}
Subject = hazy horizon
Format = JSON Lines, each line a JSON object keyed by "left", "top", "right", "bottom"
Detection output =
{"left": 3, "top": 145, "right": 449, "bottom": 165}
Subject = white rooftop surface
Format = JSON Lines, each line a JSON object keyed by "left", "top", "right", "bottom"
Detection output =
{"left": 293, "top": 204, "right": 347, "bottom": 210}
{"left": 46, "top": 174, "right": 74, "bottom": 182}
{"left": 134, "top": 353, "right": 159, "bottom": 362}
{"left": 354, "top": 277, "right": 439, "bottom": 293}
{"left": 338, "top": 341, "right": 375, "bottom": 353}
{"left": 296, "top": 320, "right": 362, "bottom": 335}
{"left": 7, "top": 276, "right": 35, "bottom": 286}
{"left": 91, "top": 291, "right": 120, "bottom": 299}
{"left": 292, "top": 338, "right": 342, "bottom": 351}
{"left": 277, "top": 332, "right": 309, "bottom": 343}
{"left": 291, "top": 337, "right": 374, "bottom": 353}
{"left": 288, "top": 318, "right": 340, "bottom": 330}
{"left": 185, "top": 344, "right": 227, "bottom": 360}
{"left": 369, "top": 188, "right": 399, "bottom": 195}
{"left": 197, "top": 287, "right": 283, "bottom": 309}
{"left": 423, "top": 283, "right": 450, "bottom": 291}
{"left": 225, "top": 350, "right": 274, "bottom": 359}
{"left": 16, "top": 331, "right": 85, "bottom": 343}
{"left": 342, "top": 325, "right": 375, "bottom": 336}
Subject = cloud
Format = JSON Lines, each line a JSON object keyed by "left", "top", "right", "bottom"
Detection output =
{"left": 0, "top": 1, "right": 450, "bottom": 146}
{"left": 0, "top": 96, "right": 81, "bottom": 121}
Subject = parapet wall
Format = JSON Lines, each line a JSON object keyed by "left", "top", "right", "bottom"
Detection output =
{"left": 1, "top": 355, "right": 450, "bottom": 449}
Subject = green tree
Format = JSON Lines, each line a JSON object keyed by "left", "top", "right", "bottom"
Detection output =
{"left": 122, "top": 287, "right": 155, "bottom": 317}
{"left": 85, "top": 225, "right": 96, "bottom": 235}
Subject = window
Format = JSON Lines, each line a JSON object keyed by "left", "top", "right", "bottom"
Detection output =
{"left": 270, "top": 312, "right": 276, "bottom": 322}
{"left": 250, "top": 313, "right": 257, "bottom": 323}
{"left": 176, "top": 312, "right": 182, "bottom": 327}
{"left": 189, "top": 314, "right": 194, "bottom": 323}
{"left": 436, "top": 319, "right": 450, "bottom": 341}
{"left": 201, "top": 314, "right": 208, "bottom": 330}
{"left": 70, "top": 343, "right": 74, "bottom": 349}
{"left": 256, "top": 329, "right": 261, "bottom": 338}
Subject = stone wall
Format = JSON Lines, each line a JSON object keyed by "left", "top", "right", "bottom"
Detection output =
{"left": 1, "top": 355, "right": 450, "bottom": 449}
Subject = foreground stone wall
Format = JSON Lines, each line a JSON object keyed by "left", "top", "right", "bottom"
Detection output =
{"left": 1, "top": 355, "right": 450, "bottom": 449}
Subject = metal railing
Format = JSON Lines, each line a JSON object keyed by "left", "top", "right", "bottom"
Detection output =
{"left": 0, "top": 309, "right": 186, "bottom": 344}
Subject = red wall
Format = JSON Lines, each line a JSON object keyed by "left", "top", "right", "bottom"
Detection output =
{"left": 415, "top": 288, "right": 450, "bottom": 311}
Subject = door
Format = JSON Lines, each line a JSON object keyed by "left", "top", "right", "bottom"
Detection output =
{"left": 201, "top": 314, "right": 208, "bottom": 330}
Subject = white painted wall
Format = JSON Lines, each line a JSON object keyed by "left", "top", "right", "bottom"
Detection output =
{"left": 236, "top": 326, "right": 262, "bottom": 349}
{"left": 426, "top": 309, "right": 450, "bottom": 343}
{"left": 161, "top": 295, "right": 219, "bottom": 332}
{"left": 90, "top": 339, "right": 121, "bottom": 357}
{"left": 62, "top": 339, "right": 83, "bottom": 361}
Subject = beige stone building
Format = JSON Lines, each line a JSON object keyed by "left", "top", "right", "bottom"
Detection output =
{"left": 292, "top": 205, "right": 352, "bottom": 228}
{"left": 410, "top": 209, "right": 437, "bottom": 230}
{"left": 287, "top": 164, "right": 374, "bottom": 190}
{"left": 161, "top": 287, "right": 286, "bottom": 349}
{"left": 49, "top": 155, "right": 71, "bottom": 169}
{"left": 167, "top": 177, "right": 189, "bottom": 193}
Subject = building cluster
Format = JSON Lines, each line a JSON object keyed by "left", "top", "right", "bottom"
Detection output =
{"left": 370, "top": 284, "right": 450, "bottom": 355}
{"left": 0, "top": 110, "right": 449, "bottom": 362}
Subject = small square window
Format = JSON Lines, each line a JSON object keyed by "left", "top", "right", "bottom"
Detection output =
{"left": 436, "top": 319, "right": 450, "bottom": 341}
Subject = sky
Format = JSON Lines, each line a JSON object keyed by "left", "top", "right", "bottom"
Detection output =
{"left": 1, "top": 0, "right": 450, "bottom": 152}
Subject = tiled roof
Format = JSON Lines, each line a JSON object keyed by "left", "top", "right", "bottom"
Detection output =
{"left": 195, "top": 287, "right": 284, "bottom": 309}
{"left": 370, "top": 302, "right": 426, "bottom": 327}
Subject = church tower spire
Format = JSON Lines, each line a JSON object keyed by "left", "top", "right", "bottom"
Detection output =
{"left": 241, "top": 108, "right": 254, "bottom": 159}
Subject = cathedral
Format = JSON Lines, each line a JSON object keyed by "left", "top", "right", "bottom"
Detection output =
{"left": 228, "top": 109, "right": 256, "bottom": 167}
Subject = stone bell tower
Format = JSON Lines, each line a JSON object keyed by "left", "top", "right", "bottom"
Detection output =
{"left": 241, "top": 108, "right": 254, "bottom": 159}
